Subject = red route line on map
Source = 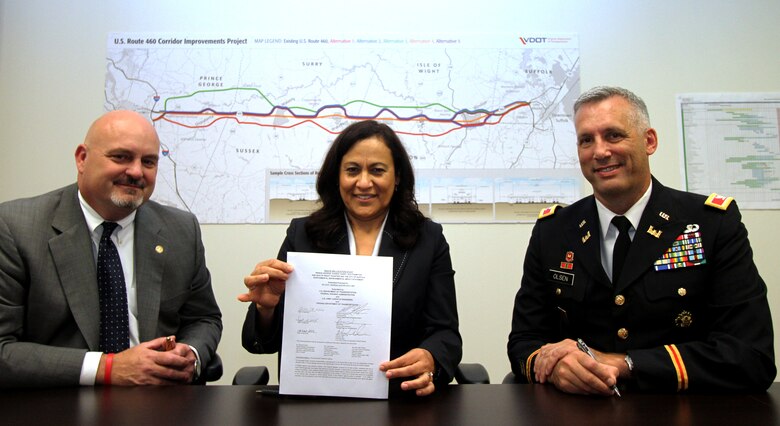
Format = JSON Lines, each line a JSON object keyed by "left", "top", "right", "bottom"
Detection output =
{"left": 152, "top": 103, "right": 527, "bottom": 137}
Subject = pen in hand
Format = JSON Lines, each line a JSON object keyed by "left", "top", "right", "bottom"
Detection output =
{"left": 576, "top": 338, "right": 622, "bottom": 397}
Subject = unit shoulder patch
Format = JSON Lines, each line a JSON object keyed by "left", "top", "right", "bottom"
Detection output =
{"left": 538, "top": 204, "right": 561, "bottom": 219}
{"left": 705, "top": 193, "right": 734, "bottom": 211}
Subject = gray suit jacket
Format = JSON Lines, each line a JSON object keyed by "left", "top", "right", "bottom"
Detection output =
{"left": 0, "top": 184, "right": 222, "bottom": 387}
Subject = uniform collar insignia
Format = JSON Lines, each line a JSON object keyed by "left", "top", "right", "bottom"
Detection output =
{"left": 647, "top": 226, "right": 662, "bottom": 238}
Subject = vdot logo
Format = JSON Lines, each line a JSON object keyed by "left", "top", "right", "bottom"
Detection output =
{"left": 519, "top": 37, "right": 547, "bottom": 45}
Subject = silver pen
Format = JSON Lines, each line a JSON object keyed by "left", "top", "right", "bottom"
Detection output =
{"left": 576, "top": 338, "right": 622, "bottom": 397}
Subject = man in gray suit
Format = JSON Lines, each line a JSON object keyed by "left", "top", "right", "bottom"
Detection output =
{"left": 0, "top": 110, "right": 222, "bottom": 387}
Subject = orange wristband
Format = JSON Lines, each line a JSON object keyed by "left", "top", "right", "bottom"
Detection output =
{"left": 104, "top": 353, "right": 114, "bottom": 386}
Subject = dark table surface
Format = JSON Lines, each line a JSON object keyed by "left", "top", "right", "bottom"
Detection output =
{"left": 3, "top": 383, "right": 778, "bottom": 426}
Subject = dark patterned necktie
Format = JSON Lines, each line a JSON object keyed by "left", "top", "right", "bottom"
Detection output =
{"left": 611, "top": 216, "right": 632, "bottom": 284}
{"left": 97, "top": 222, "right": 130, "bottom": 353}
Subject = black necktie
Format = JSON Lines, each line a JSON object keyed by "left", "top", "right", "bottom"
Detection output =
{"left": 611, "top": 216, "right": 632, "bottom": 284}
{"left": 97, "top": 222, "right": 130, "bottom": 353}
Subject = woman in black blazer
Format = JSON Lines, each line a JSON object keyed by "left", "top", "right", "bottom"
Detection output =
{"left": 238, "top": 120, "right": 461, "bottom": 396}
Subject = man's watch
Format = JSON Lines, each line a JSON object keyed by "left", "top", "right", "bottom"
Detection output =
{"left": 194, "top": 356, "right": 201, "bottom": 380}
{"left": 188, "top": 344, "right": 202, "bottom": 381}
{"left": 624, "top": 354, "right": 634, "bottom": 375}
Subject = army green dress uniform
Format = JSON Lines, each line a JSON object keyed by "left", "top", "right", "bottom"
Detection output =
{"left": 508, "top": 177, "right": 775, "bottom": 392}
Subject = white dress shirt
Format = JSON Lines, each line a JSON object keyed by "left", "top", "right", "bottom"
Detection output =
{"left": 345, "top": 212, "right": 389, "bottom": 256}
{"left": 77, "top": 191, "right": 139, "bottom": 385}
{"left": 595, "top": 182, "right": 652, "bottom": 282}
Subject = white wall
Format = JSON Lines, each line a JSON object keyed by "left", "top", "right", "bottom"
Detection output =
{"left": 1, "top": 0, "right": 779, "bottom": 385}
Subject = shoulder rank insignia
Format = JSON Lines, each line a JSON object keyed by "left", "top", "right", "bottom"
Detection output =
{"left": 538, "top": 204, "right": 561, "bottom": 219}
{"left": 705, "top": 193, "right": 734, "bottom": 210}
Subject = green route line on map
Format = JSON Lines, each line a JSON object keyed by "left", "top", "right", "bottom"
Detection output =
{"left": 159, "top": 87, "right": 495, "bottom": 123}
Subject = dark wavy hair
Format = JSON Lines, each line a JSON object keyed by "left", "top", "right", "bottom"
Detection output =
{"left": 305, "top": 120, "right": 426, "bottom": 250}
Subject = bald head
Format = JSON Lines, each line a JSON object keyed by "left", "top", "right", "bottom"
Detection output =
{"left": 75, "top": 110, "right": 161, "bottom": 221}
{"left": 83, "top": 110, "right": 159, "bottom": 148}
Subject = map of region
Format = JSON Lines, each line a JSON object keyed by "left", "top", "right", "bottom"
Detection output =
{"left": 105, "top": 33, "right": 581, "bottom": 223}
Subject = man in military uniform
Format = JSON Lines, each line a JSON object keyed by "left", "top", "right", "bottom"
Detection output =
{"left": 507, "top": 86, "right": 775, "bottom": 394}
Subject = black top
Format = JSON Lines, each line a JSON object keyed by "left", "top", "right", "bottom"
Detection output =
{"left": 243, "top": 215, "right": 462, "bottom": 391}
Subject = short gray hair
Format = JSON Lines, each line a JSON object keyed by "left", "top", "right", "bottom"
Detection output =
{"left": 574, "top": 86, "right": 650, "bottom": 129}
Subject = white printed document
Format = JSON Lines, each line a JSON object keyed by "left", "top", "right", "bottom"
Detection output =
{"left": 279, "top": 252, "right": 392, "bottom": 399}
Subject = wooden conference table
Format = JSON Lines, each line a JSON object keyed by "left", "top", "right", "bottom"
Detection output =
{"left": 3, "top": 383, "right": 778, "bottom": 425}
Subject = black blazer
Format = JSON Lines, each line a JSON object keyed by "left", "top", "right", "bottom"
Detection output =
{"left": 243, "top": 215, "right": 462, "bottom": 387}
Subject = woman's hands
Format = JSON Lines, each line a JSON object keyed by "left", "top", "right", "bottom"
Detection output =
{"left": 380, "top": 348, "right": 437, "bottom": 396}
{"left": 237, "top": 259, "right": 293, "bottom": 320}
{"left": 239, "top": 260, "right": 443, "bottom": 398}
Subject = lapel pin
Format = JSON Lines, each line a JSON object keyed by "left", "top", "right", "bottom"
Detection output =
{"left": 659, "top": 211, "right": 670, "bottom": 221}
{"left": 155, "top": 245, "right": 164, "bottom": 254}
{"left": 579, "top": 220, "right": 586, "bottom": 228}
{"left": 647, "top": 226, "right": 662, "bottom": 238}
{"left": 581, "top": 231, "right": 591, "bottom": 244}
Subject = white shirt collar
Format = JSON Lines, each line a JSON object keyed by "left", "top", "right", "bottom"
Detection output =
{"left": 595, "top": 181, "right": 652, "bottom": 240}
{"left": 344, "top": 212, "right": 389, "bottom": 256}
{"left": 77, "top": 190, "right": 136, "bottom": 234}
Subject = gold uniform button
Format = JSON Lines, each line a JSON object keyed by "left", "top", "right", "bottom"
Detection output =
{"left": 617, "top": 328, "right": 629, "bottom": 340}
{"left": 555, "top": 288, "right": 562, "bottom": 296}
{"left": 678, "top": 288, "right": 687, "bottom": 297}
{"left": 614, "top": 295, "right": 625, "bottom": 306}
